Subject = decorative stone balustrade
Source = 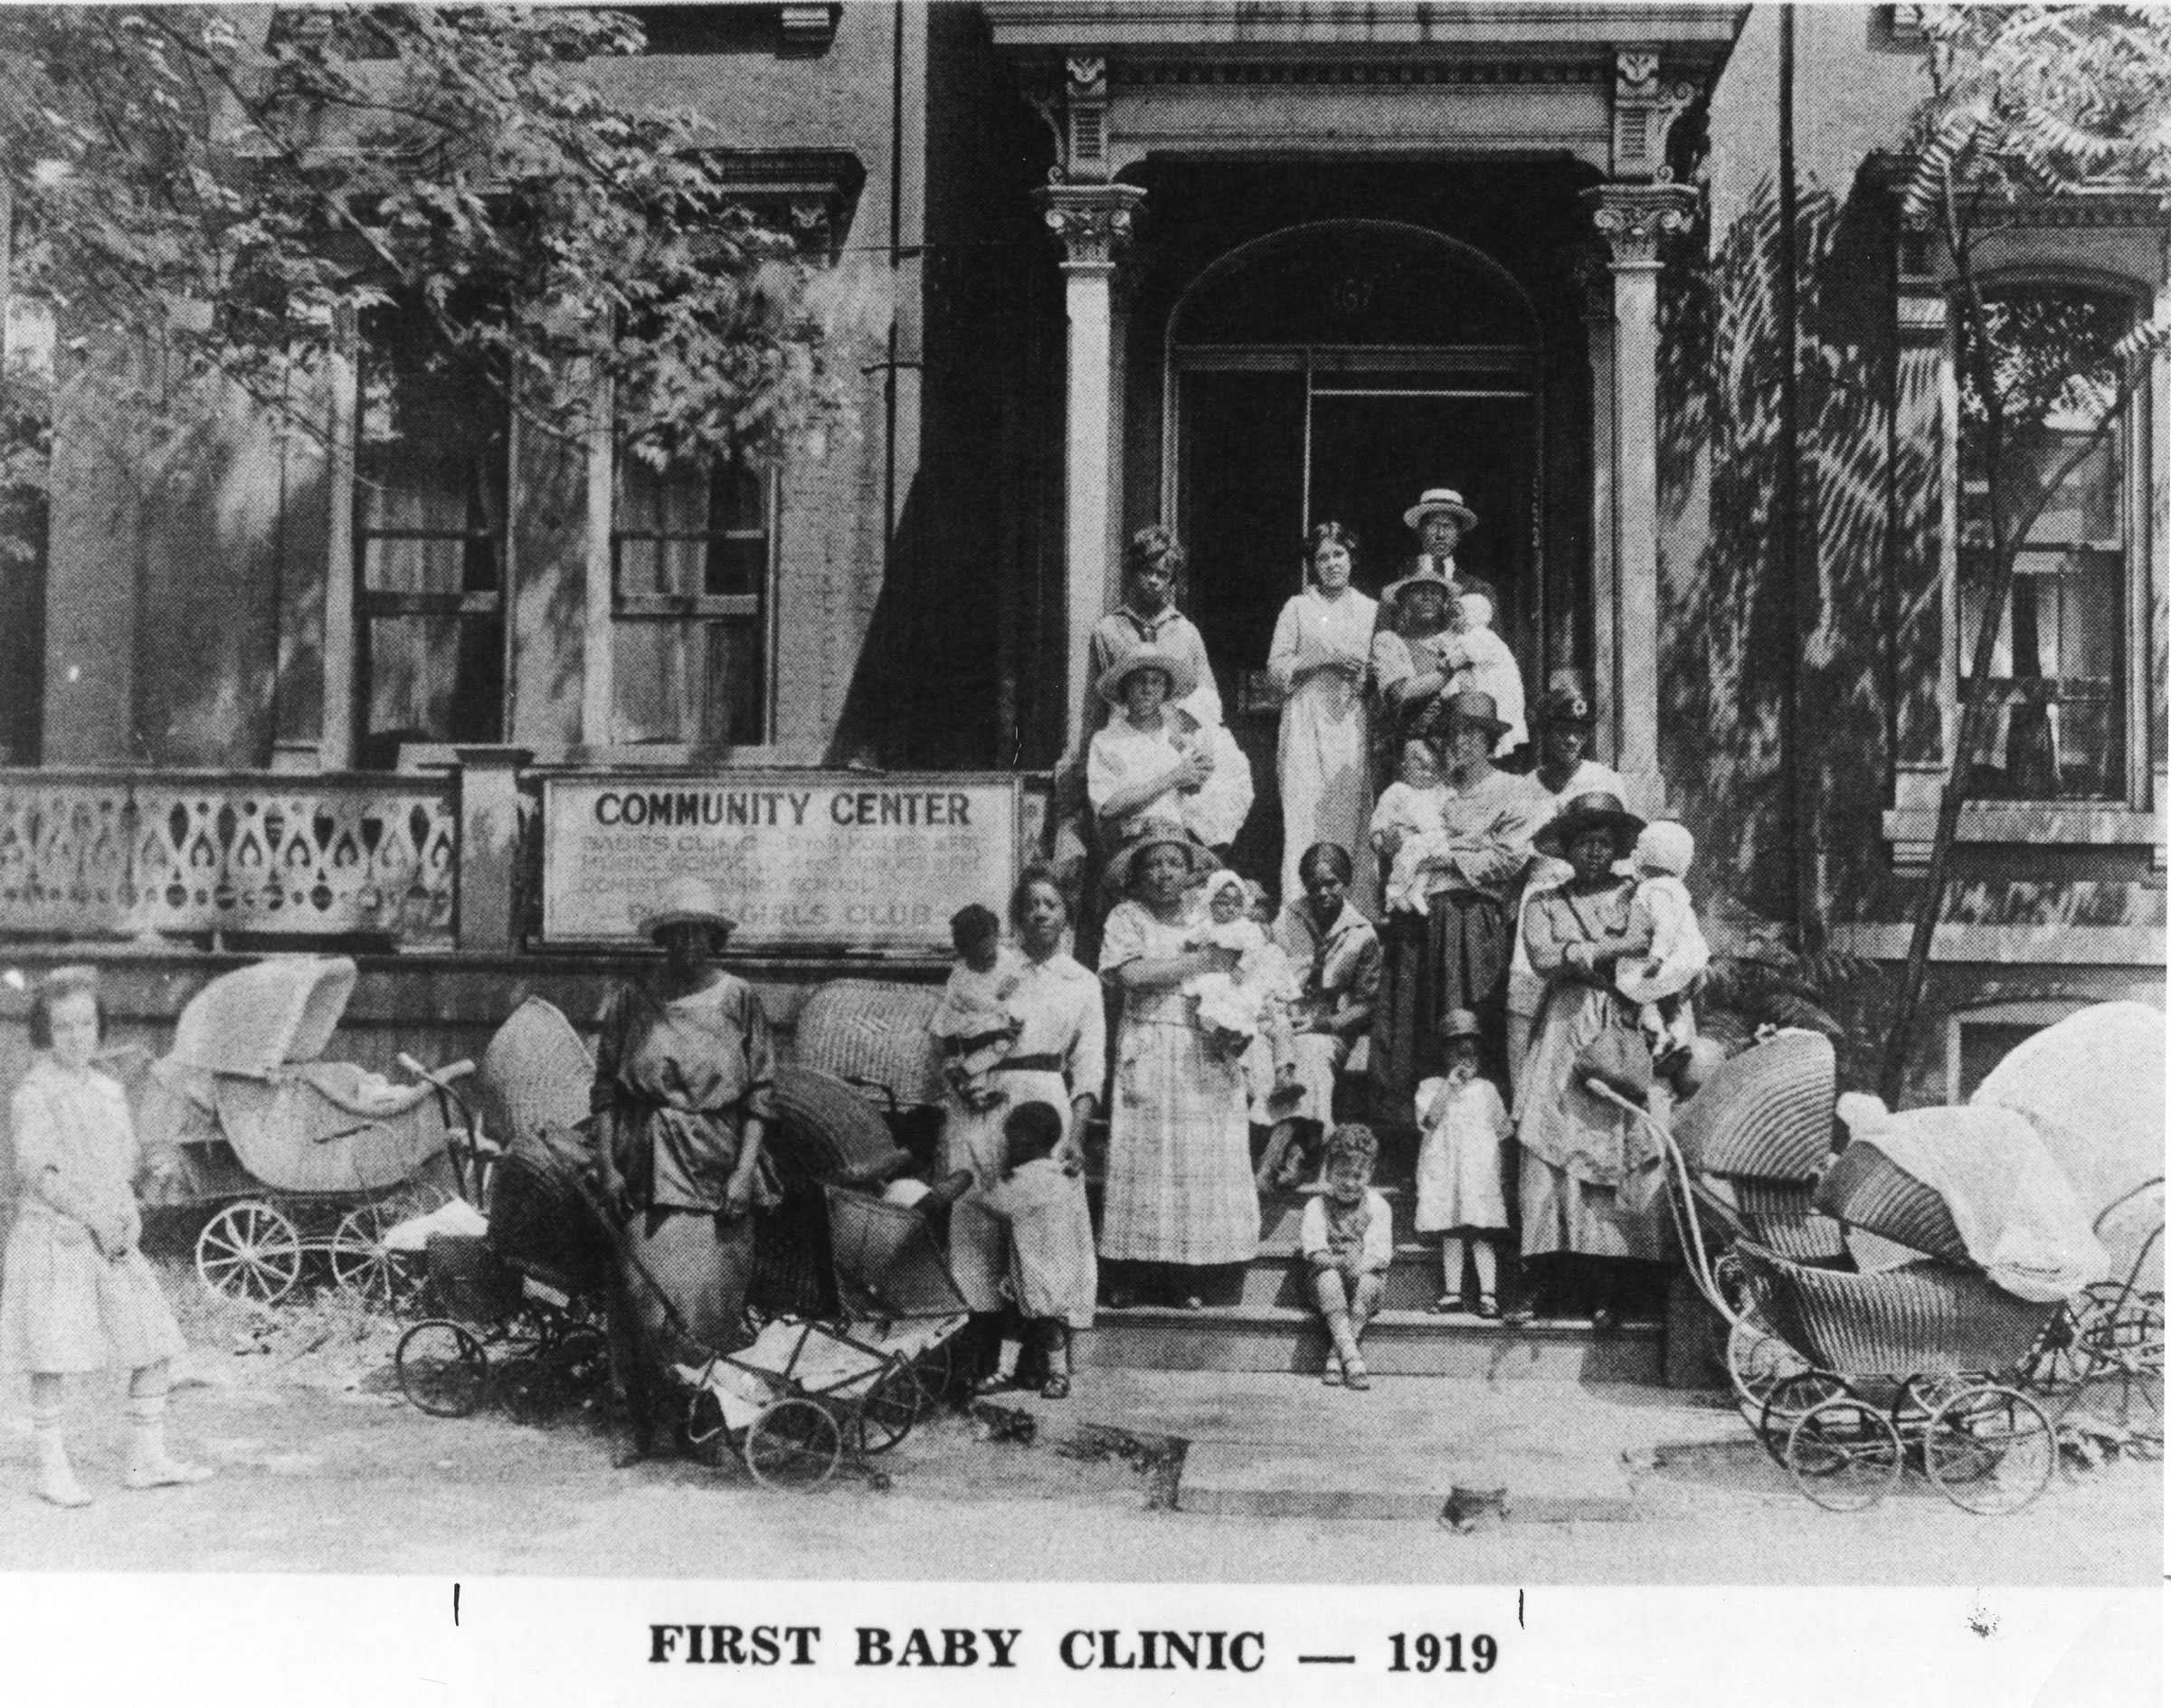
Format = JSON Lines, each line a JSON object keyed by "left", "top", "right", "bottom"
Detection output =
{"left": 0, "top": 771, "right": 459, "bottom": 946}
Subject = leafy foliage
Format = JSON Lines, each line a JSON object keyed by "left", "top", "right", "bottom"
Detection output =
{"left": 0, "top": 6, "right": 857, "bottom": 465}
{"left": 1878, "top": 5, "right": 2171, "bottom": 1103}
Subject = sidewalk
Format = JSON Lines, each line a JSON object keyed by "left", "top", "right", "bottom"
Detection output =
{"left": 1001, "top": 1367, "right": 1742, "bottom": 1522}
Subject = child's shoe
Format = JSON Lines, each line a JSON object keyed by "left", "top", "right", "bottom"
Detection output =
{"left": 1474, "top": 1294, "right": 1500, "bottom": 1320}
{"left": 1341, "top": 1361, "right": 1371, "bottom": 1391}
{"left": 122, "top": 1396, "right": 213, "bottom": 1489}
{"left": 37, "top": 1447, "right": 93, "bottom": 1508}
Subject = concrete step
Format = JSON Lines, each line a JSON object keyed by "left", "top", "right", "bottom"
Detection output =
{"left": 1079, "top": 1304, "right": 1664, "bottom": 1383}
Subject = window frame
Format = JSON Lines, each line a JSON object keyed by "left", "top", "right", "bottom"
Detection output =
{"left": 1883, "top": 242, "right": 2166, "bottom": 865}
{"left": 347, "top": 292, "right": 517, "bottom": 757}
{"left": 1948, "top": 270, "right": 2149, "bottom": 810}
{"left": 601, "top": 446, "right": 780, "bottom": 753}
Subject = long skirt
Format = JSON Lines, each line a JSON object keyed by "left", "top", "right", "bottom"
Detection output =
{"left": 1514, "top": 982, "right": 1665, "bottom": 1262}
{"left": 606, "top": 1205, "right": 755, "bottom": 1436}
{"left": 0, "top": 1205, "right": 187, "bottom": 1375}
{"left": 1278, "top": 673, "right": 1375, "bottom": 913}
{"left": 939, "top": 1068, "right": 1073, "bottom": 1314}
{"left": 1100, "top": 1018, "right": 1257, "bottom": 1267}
{"left": 1371, "top": 888, "right": 1511, "bottom": 1101}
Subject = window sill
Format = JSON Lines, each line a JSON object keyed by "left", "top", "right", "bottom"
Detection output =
{"left": 1882, "top": 802, "right": 2164, "bottom": 868}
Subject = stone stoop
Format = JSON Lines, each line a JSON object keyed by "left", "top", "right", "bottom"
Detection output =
{"left": 1083, "top": 1187, "right": 1664, "bottom": 1382}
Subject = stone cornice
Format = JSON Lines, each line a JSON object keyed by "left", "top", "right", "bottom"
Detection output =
{"left": 985, "top": 2, "right": 1745, "bottom": 57}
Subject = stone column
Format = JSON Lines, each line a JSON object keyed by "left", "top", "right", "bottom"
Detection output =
{"left": 1578, "top": 255, "right": 1620, "bottom": 764}
{"left": 1036, "top": 181, "right": 1144, "bottom": 750}
{"left": 1583, "top": 183, "right": 1696, "bottom": 813}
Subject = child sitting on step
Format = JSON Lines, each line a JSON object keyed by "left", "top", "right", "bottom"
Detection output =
{"left": 1299, "top": 1123, "right": 1394, "bottom": 1391}
{"left": 1413, "top": 1009, "right": 1511, "bottom": 1318}
{"left": 975, "top": 1101, "right": 1096, "bottom": 1400}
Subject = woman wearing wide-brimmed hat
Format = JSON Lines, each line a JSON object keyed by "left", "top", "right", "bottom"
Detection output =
{"left": 1097, "top": 830, "right": 1257, "bottom": 1307}
{"left": 590, "top": 875, "right": 777, "bottom": 1461}
{"left": 1512, "top": 792, "right": 1665, "bottom": 1330}
{"left": 1267, "top": 521, "right": 1380, "bottom": 913}
{"left": 1506, "top": 678, "right": 1629, "bottom": 1086}
{"left": 1370, "top": 689, "right": 1545, "bottom": 1103}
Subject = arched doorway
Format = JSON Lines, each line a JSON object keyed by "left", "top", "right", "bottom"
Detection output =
{"left": 1163, "top": 220, "right": 1544, "bottom": 888}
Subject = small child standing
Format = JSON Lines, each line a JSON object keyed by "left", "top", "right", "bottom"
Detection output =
{"left": 1300, "top": 1123, "right": 1394, "bottom": 1390}
{"left": 1, "top": 965, "right": 209, "bottom": 1505}
{"left": 1413, "top": 1009, "right": 1512, "bottom": 1317}
{"left": 931, "top": 904, "right": 1024, "bottom": 1111}
{"left": 1370, "top": 739, "right": 1450, "bottom": 915}
{"left": 1615, "top": 821, "right": 1710, "bottom": 1063}
{"left": 976, "top": 1101, "right": 1096, "bottom": 1400}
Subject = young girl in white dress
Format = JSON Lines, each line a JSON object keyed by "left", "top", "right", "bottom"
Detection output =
{"left": 1, "top": 966, "right": 208, "bottom": 1505}
{"left": 1413, "top": 1007, "right": 1512, "bottom": 1317}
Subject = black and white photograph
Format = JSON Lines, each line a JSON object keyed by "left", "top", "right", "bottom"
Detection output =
{"left": 0, "top": 3, "right": 2162, "bottom": 1701}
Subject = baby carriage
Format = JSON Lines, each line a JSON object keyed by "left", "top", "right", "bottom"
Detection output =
{"left": 389, "top": 1030, "right": 611, "bottom": 1422}
{"left": 1590, "top": 1032, "right": 2114, "bottom": 1515}
{"left": 136, "top": 956, "right": 468, "bottom": 1307}
{"left": 669, "top": 1181, "right": 970, "bottom": 1490}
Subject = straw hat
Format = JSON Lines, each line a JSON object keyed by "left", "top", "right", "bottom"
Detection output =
{"left": 1104, "top": 830, "right": 1217, "bottom": 895}
{"left": 1402, "top": 487, "right": 1480, "bottom": 533}
{"left": 1441, "top": 688, "right": 1511, "bottom": 741}
{"left": 1096, "top": 642, "right": 1199, "bottom": 707}
{"left": 1532, "top": 791, "right": 1645, "bottom": 859}
{"left": 635, "top": 875, "right": 738, "bottom": 941}
{"left": 1380, "top": 560, "right": 1458, "bottom": 610}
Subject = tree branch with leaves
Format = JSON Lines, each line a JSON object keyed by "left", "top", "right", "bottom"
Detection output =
{"left": 1877, "top": 3, "right": 2171, "bottom": 1105}
{"left": 0, "top": 5, "right": 861, "bottom": 470}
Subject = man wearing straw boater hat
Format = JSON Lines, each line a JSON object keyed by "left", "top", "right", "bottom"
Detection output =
{"left": 1393, "top": 486, "right": 1479, "bottom": 593}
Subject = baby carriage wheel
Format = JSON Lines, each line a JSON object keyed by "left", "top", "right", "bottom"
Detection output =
{"left": 1785, "top": 1396, "right": 1901, "bottom": 1512}
{"left": 1727, "top": 1314, "right": 1810, "bottom": 1428}
{"left": 396, "top": 1320, "right": 490, "bottom": 1418}
{"left": 853, "top": 1356, "right": 922, "bottom": 1457}
{"left": 743, "top": 1398, "right": 843, "bottom": 1491}
{"left": 195, "top": 1200, "right": 303, "bottom": 1305}
{"left": 1755, "top": 1370, "right": 1850, "bottom": 1465}
{"left": 1924, "top": 1385, "right": 2053, "bottom": 1515}
{"left": 329, "top": 1200, "right": 430, "bottom": 1312}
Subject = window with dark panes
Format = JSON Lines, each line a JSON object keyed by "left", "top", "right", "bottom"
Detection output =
{"left": 354, "top": 297, "right": 508, "bottom": 748}
{"left": 1957, "top": 283, "right": 2138, "bottom": 802}
{"left": 611, "top": 452, "right": 771, "bottom": 746}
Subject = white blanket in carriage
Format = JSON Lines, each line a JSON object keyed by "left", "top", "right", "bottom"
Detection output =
{"left": 1837, "top": 1095, "right": 2109, "bottom": 1303}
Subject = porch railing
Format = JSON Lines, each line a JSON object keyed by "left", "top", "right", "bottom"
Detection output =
{"left": 0, "top": 770, "right": 459, "bottom": 947}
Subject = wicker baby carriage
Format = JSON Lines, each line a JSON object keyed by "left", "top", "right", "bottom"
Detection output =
{"left": 1590, "top": 1065, "right": 2094, "bottom": 1515}
{"left": 137, "top": 956, "right": 466, "bottom": 1307}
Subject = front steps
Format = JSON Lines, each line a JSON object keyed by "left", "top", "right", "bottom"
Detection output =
{"left": 1083, "top": 1183, "right": 1666, "bottom": 1384}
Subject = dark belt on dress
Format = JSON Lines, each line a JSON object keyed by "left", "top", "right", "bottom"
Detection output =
{"left": 993, "top": 1054, "right": 1066, "bottom": 1074}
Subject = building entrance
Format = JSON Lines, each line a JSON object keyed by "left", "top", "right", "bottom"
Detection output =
{"left": 1167, "top": 223, "right": 1541, "bottom": 892}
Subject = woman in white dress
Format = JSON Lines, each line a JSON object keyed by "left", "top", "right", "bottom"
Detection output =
{"left": 1097, "top": 831, "right": 1258, "bottom": 1308}
{"left": 934, "top": 868, "right": 1104, "bottom": 1377}
{"left": 1268, "top": 521, "right": 1379, "bottom": 910}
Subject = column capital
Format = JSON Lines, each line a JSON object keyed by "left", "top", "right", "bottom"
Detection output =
{"left": 1582, "top": 183, "right": 1700, "bottom": 270}
{"left": 1035, "top": 181, "right": 1146, "bottom": 272}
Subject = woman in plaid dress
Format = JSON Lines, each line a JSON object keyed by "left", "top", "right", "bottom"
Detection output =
{"left": 1097, "top": 832, "right": 1259, "bottom": 1307}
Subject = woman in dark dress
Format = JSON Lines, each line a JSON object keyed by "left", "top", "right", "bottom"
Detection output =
{"left": 591, "top": 876, "right": 776, "bottom": 1461}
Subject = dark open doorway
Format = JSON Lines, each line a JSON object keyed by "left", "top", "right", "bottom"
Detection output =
{"left": 1169, "top": 222, "right": 1541, "bottom": 893}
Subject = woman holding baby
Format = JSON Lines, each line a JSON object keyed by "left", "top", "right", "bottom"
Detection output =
{"left": 1369, "top": 691, "right": 1543, "bottom": 1104}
